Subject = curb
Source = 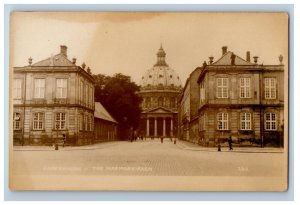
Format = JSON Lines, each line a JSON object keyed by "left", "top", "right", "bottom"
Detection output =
{"left": 13, "top": 142, "right": 121, "bottom": 152}
{"left": 175, "top": 142, "right": 284, "bottom": 154}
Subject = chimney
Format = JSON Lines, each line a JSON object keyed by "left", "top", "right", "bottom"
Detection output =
{"left": 231, "top": 53, "right": 236, "bottom": 65}
{"left": 222, "top": 46, "right": 228, "bottom": 55}
{"left": 246, "top": 51, "right": 251, "bottom": 62}
{"left": 253, "top": 56, "right": 259, "bottom": 64}
{"left": 60, "top": 45, "right": 67, "bottom": 56}
{"left": 209, "top": 56, "right": 214, "bottom": 64}
{"left": 72, "top": 58, "right": 76, "bottom": 65}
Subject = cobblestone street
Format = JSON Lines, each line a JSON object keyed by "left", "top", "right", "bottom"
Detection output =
{"left": 12, "top": 139, "right": 285, "bottom": 177}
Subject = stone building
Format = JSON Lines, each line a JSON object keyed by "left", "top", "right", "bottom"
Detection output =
{"left": 178, "top": 67, "right": 202, "bottom": 143}
{"left": 12, "top": 45, "right": 95, "bottom": 146}
{"left": 138, "top": 45, "right": 182, "bottom": 138}
{"left": 94, "top": 102, "right": 118, "bottom": 142}
{"left": 196, "top": 46, "right": 284, "bottom": 147}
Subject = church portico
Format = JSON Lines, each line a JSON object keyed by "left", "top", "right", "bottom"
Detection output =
{"left": 143, "top": 115, "right": 174, "bottom": 138}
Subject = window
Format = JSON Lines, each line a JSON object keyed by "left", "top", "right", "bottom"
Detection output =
{"left": 89, "top": 116, "right": 93, "bottom": 131}
{"left": 33, "top": 112, "right": 44, "bottom": 130}
{"left": 85, "top": 84, "right": 89, "bottom": 104}
{"left": 145, "top": 97, "right": 151, "bottom": 108}
{"left": 87, "top": 85, "right": 90, "bottom": 106}
{"left": 56, "top": 79, "right": 67, "bottom": 98}
{"left": 87, "top": 115, "right": 90, "bottom": 131}
{"left": 240, "top": 78, "right": 251, "bottom": 98}
{"left": 34, "top": 79, "right": 45, "bottom": 98}
{"left": 55, "top": 113, "right": 66, "bottom": 130}
{"left": 83, "top": 83, "right": 86, "bottom": 104}
{"left": 265, "top": 113, "right": 277, "bottom": 130}
{"left": 13, "top": 113, "right": 21, "bottom": 130}
{"left": 170, "top": 97, "right": 176, "bottom": 108}
{"left": 80, "top": 81, "right": 84, "bottom": 103}
{"left": 90, "top": 86, "right": 93, "bottom": 107}
{"left": 240, "top": 113, "right": 251, "bottom": 130}
{"left": 200, "top": 81, "right": 205, "bottom": 103}
{"left": 199, "top": 113, "right": 206, "bottom": 131}
{"left": 158, "top": 97, "right": 163, "bottom": 107}
{"left": 78, "top": 114, "right": 83, "bottom": 131}
{"left": 217, "top": 112, "right": 228, "bottom": 130}
{"left": 84, "top": 115, "right": 88, "bottom": 131}
{"left": 216, "top": 78, "right": 228, "bottom": 98}
{"left": 13, "top": 79, "right": 22, "bottom": 99}
{"left": 265, "top": 78, "right": 277, "bottom": 99}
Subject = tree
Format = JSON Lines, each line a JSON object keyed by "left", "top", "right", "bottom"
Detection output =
{"left": 93, "top": 73, "right": 142, "bottom": 140}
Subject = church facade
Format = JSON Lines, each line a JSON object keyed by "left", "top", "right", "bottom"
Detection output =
{"left": 138, "top": 46, "right": 182, "bottom": 138}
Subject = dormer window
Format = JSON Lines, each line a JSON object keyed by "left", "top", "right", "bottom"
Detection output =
{"left": 170, "top": 75, "right": 173, "bottom": 78}
{"left": 149, "top": 75, "right": 152, "bottom": 78}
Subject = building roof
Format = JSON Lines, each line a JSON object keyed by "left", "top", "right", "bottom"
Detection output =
{"left": 30, "top": 45, "right": 76, "bottom": 67}
{"left": 212, "top": 51, "right": 255, "bottom": 66}
{"left": 94, "top": 102, "right": 118, "bottom": 124}
{"left": 32, "top": 53, "right": 74, "bottom": 67}
{"left": 140, "top": 45, "right": 182, "bottom": 89}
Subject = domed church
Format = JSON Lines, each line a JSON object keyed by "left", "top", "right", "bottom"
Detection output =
{"left": 138, "top": 45, "right": 182, "bottom": 138}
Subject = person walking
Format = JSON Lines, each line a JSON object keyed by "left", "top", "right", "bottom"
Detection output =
{"left": 228, "top": 136, "right": 233, "bottom": 151}
{"left": 130, "top": 127, "right": 134, "bottom": 142}
{"left": 160, "top": 136, "right": 164, "bottom": 143}
{"left": 62, "top": 134, "right": 66, "bottom": 147}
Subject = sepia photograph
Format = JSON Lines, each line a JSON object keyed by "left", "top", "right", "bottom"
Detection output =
{"left": 9, "top": 12, "right": 288, "bottom": 191}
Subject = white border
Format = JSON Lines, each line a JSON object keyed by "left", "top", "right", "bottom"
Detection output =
{"left": 1, "top": 1, "right": 297, "bottom": 203}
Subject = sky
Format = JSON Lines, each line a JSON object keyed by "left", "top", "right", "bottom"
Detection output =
{"left": 10, "top": 12, "right": 288, "bottom": 85}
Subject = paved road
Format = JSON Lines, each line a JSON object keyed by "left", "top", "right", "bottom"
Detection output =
{"left": 11, "top": 139, "right": 285, "bottom": 176}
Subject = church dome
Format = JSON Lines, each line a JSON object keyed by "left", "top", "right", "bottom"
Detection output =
{"left": 140, "top": 45, "right": 182, "bottom": 89}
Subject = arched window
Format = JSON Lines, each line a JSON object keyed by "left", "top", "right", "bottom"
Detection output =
{"left": 146, "top": 97, "right": 151, "bottom": 108}
{"left": 158, "top": 97, "right": 163, "bottom": 107}
{"left": 170, "top": 97, "right": 176, "bottom": 108}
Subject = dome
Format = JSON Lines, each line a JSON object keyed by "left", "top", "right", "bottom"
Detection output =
{"left": 140, "top": 46, "right": 182, "bottom": 88}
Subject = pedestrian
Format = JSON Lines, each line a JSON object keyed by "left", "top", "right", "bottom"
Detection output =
{"left": 160, "top": 136, "right": 163, "bottom": 143}
{"left": 134, "top": 130, "right": 137, "bottom": 141}
{"left": 228, "top": 136, "right": 233, "bottom": 150}
{"left": 62, "top": 134, "right": 66, "bottom": 147}
{"left": 130, "top": 127, "right": 134, "bottom": 142}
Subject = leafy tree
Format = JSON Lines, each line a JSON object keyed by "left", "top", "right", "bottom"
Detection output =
{"left": 93, "top": 73, "right": 142, "bottom": 140}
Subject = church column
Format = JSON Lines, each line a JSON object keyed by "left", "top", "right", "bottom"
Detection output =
{"left": 170, "top": 118, "right": 173, "bottom": 137}
{"left": 146, "top": 118, "right": 150, "bottom": 137}
{"left": 163, "top": 118, "right": 166, "bottom": 137}
{"left": 154, "top": 118, "right": 157, "bottom": 137}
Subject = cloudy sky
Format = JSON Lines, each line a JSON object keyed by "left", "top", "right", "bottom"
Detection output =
{"left": 10, "top": 12, "right": 288, "bottom": 85}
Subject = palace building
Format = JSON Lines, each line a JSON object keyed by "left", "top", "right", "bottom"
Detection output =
{"left": 138, "top": 45, "right": 182, "bottom": 138}
{"left": 178, "top": 66, "right": 202, "bottom": 144}
{"left": 180, "top": 46, "right": 285, "bottom": 147}
{"left": 12, "top": 45, "right": 95, "bottom": 146}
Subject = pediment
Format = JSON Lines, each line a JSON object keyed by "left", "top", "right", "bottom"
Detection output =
{"left": 146, "top": 107, "right": 175, "bottom": 114}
